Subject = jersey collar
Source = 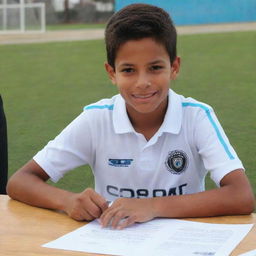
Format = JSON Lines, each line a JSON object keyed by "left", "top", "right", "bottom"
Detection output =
{"left": 113, "top": 95, "right": 135, "bottom": 134}
{"left": 113, "top": 89, "right": 182, "bottom": 135}
{"left": 159, "top": 89, "right": 182, "bottom": 135}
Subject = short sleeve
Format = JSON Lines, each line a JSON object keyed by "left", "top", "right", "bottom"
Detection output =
{"left": 194, "top": 107, "right": 244, "bottom": 186}
{"left": 33, "top": 111, "right": 94, "bottom": 182}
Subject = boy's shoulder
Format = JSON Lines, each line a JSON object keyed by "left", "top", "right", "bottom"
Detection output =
{"left": 80, "top": 94, "right": 123, "bottom": 126}
{"left": 80, "top": 94, "right": 127, "bottom": 133}
{"left": 83, "top": 94, "right": 119, "bottom": 112}
{"left": 170, "top": 89, "right": 213, "bottom": 114}
{"left": 179, "top": 94, "right": 211, "bottom": 109}
{"left": 177, "top": 92, "right": 213, "bottom": 114}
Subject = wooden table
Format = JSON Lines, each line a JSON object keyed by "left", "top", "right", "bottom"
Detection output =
{"left": 0, "top": 195, "right": 255, "bottom": 256}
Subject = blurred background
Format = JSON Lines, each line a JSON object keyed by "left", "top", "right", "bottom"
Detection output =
{"left": 0, "top": 0, "right": 114, "bottom": 32}
{"left": 1, "top": 0, "right": 256, "bottom": 32}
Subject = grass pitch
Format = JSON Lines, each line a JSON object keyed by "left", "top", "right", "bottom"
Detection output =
{"left": 1, "top": 31, "right": 255, "bottom": 195}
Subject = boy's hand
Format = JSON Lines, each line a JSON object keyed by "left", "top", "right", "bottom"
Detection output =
{"left": 100, "top": 198, "right": 156, "bottom": 229}
{"left": 65, "top": 188, "right": 108, "bottom": 221}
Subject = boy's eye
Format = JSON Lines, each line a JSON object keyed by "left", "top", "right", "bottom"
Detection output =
{"left": 150, "top": 65, "right": 164, "bottom": 71}
{"left": 121, "top": 68, "right": 134, "bottom": 73}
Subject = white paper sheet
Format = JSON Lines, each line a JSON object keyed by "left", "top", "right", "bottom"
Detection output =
{"left": 239, "top": 249, "right": 256, "bottom": 256}
{"left": 43, "top": 218, "right": 253, "bottom": 256}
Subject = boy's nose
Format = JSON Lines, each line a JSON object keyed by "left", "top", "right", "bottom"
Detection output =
{"left": 135, "top": 73, "right": 151, "bottom": 89}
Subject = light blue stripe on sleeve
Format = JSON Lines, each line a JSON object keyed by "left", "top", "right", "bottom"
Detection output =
{"left": 84, "top": 104, "right": 114, "bottom": 111}
{"left": 182, "top": 102, "right": 235, "bottom": 160}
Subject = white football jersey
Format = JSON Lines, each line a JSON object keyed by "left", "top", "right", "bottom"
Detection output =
{"left": 34, "top": 89, "right": 243, "bottom": 201}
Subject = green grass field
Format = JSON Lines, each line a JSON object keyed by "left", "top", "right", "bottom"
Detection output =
{"left": 1, "top": 31, "right": 255, "bottom": 196}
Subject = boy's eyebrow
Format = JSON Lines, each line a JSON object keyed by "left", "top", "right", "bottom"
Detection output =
{"left": 149, "top": 60, "right": 166, "bottom": 65}
{"left": 118, "top": 63, "right": 134, "bottom": 67}
{"left": 118, "top": 60, "right": 166, "bottom": 67}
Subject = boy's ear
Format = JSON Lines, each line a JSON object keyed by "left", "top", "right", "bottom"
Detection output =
{"left": 170, "top": 57, "right": 181, "bottom": 80}
{"left": 105, "top": 62, "right": 116, "bottom": 84}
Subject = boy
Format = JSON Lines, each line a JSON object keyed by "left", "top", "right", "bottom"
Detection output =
{"left": 7, "top": 4, "right": 254, "bottom": 230}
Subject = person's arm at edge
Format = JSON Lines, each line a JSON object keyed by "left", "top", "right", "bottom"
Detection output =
{"left": 7, "top": 160, "right": 108, "bottom": 221}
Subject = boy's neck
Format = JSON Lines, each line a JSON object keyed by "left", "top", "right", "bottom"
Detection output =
{"left": 126, "top": 98, "right": 168, "bottom": 141}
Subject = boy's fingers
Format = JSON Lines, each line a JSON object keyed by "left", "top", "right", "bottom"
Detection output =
{"left": 100, "top": 208, "right": 117, "bottom": 227}
{"left": 90, "top": 190, "right": 108, "bottom": 212}
{"left": 100, "top": 213, "right": 111, "bottom": 227}
{"left": 81, "top": 210, "right": 95, "bottom": 221}
{"left": 117, "top": 216, "right": 136, "bottom": 230}
{"left": 111, "top": 212, "right": 126, "bottom": 229}
{"left": 71, "top": 207, "right": 94, "bottom": 221}
{"left": 100, "top": 206, "right": 111, "bottom": 220}
{"left": 84, "top": 199, "right": 104, "bottom": 218}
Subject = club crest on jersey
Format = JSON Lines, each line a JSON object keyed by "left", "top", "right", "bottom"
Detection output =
{"left": 165, "top": 150, "right": 188, "bottom": 174}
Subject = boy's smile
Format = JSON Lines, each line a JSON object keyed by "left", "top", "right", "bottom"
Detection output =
{"left": 105, "top": 37, "right": 180, "bottom": 121}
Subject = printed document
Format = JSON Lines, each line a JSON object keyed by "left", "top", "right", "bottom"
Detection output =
{"left": 43, "top": 218, "right": 253, "bottom": 256}
{"left": 239, "top": 249, "right": 256, "bottom": 256}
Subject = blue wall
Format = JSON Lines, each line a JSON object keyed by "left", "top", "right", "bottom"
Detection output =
{"left": 115, "top": 0, "right": 256, "bottom": 25}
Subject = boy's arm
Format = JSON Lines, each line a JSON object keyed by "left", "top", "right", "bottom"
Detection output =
{"left": 100, "top": 169, "right": 255, "bottom": 229}
{"left": 7, "top": 160, "right": 108, "bottom": 221}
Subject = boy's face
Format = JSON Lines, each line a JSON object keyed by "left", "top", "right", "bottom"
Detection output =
{"left": 105, "top": 37, "right": 180, "bottom": 116}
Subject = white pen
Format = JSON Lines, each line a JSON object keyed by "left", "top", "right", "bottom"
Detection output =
{"left": 108, "top": 201, "right": 113, "bottom": 207}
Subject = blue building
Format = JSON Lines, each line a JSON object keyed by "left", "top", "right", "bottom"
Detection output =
{"left": 115, "top": 0, "right": 256, "bottom": 25}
